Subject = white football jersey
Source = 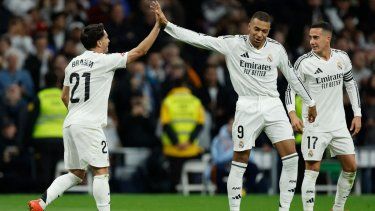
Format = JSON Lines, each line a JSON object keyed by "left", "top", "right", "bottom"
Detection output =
{"left": 164, "top": 23, "right": 315, "bottom": 106}
{"left": 63, "top": 51, "right": 127, "bottom": 128}
{"left": 286, "top": 49, "right": 361, "bottom": 132}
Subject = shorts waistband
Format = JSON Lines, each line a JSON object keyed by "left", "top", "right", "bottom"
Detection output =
{"left": 238, "top": 96, "right": 278, "bottom": 101}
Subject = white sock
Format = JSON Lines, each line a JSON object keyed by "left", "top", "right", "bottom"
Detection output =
{"left": 279, "top": 153, "right": 298, "bottom": 211}
{"left": 39, "top": 172, "right": 82, "bottom": 209}
{"left": 332, "top": 171, "right": 356, "bottom": 211}
{"left": 301, "top": 170, "right": 319, "bottom": 211}
{"left": 227, "top": 161, "right": 247, "bottom": 211}
{"left": 93, "top": 174, "right": 110, "bottom": 211}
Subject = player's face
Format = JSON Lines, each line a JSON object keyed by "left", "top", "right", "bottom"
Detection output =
{"left": 98, "top": 30, "right": 110, "bottom": 53}
{"left": 309, "top": 28, "right": 330, "bottom": 54}
{"left": 248, "top": 18, "right": 270, "bottom": 48}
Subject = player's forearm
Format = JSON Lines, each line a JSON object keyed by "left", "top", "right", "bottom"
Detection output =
{"left": 164, "top": 22, "right": 219, "bottom": 52}
{"left": 285, "top": 84, "right": 296, "bottom": 113}
{"left": 285, "top": 70, "right": 315, "bottom": 107}
{"left": 344, "top": 80, "right": 362, "bottom": 116}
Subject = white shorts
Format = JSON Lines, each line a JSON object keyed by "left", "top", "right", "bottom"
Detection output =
{"left": 63, "top": 125, "right": 109, "bottom": 170}
{"left": 301, "top": 127, "right": 355, "bottom": 161}
{"left": 232, "top": 96, "right": 294, "bottom": 151}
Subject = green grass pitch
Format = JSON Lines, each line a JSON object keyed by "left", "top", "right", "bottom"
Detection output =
{"left": 1, "top": 194, "right": 374, "bottom": 210}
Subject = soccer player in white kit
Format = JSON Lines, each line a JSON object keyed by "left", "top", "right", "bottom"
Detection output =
{"left": 153, "top": 2, "right": 317, "bottom": 211}
{"left": 28, "top": 2, "right": 162, "bottom": 211}
{"left": 285, "top": 22, "right": 361, "bottom": 211}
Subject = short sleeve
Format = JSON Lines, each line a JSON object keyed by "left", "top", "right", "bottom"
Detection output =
{"left": 105, "top": 52, "right": 128, "bottom": 70}
{"left": 63, "top": 67, "right": 69, "bottom": 86}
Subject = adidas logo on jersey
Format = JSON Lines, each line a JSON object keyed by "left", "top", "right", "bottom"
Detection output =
{"left": 240, "top": 52, "right": 249, "bottom": 58}
{"left": 314, "top": 68, "right": 323, "bottom": 74}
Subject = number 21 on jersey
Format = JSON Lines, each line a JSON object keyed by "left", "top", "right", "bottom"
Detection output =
{"left": 70, "top": 72, "right": 91, "bottom": 103}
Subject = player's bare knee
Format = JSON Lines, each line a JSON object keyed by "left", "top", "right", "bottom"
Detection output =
{"left": 305, "top": 161, "right": 321, "bottom": 172}
{"left": 92, "top": 166, "right": 109, "bottom": 176}
{"left": 232, "top": 150, "right": 250, "bottom": 164}
{"left": 342, "top": 163, "right": 357, "bottom": 173}
{"left": 69, "top": 169, "right": 86, "bottom": 180}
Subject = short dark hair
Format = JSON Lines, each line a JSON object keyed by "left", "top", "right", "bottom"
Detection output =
{"left": 251, "top": 11, "right": 272, "bottom": 23}
{"left": 310, "top": 21, "right": 333, "bottom": 34}
{"left": 80, "top": 23, "right": 105, "bottom": 50}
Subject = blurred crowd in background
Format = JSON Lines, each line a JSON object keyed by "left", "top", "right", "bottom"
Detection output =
{"left": 0, "top": 0, "right": 374, "bottom": 194}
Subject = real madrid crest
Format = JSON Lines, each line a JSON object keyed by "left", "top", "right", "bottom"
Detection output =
{"left": 239, "top": 141, "right": 244, "bottom": 149}
{"left": 308, "top": 150, "right": 314, "bottom": 157}
{"left": 267, "top": 54, "right": 273, "bottom": 63}
{"left": 337, "top": 61, "right": 343, "bottom": 70}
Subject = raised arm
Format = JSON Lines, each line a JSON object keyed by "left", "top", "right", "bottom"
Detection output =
{"left": 153, "top": 1, "right": 228, "bottom": 54}
{"left": 126, "top": 1, "right": 162, "bottom": 64}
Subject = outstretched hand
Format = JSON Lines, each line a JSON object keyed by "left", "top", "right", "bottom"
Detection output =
{"left": 150, "top": 0, "right": 168, "bottom": 28}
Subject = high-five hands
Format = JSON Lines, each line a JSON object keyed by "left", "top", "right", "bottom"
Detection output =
{"left": 150, "top": 1, "right": 168, "bottom": 28}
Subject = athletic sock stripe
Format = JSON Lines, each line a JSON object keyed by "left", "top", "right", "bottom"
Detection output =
{"left": 232, "top": 163, "right": 247, "bottom": 169}
{"left": 41, "top": 191, "right": 47, "bottom": 203}
{"left": 282, "top": 153, "right": 298, "bottom": 161}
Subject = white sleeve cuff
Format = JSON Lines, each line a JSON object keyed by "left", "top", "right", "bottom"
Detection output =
{"left": 307, "top": 100, "right": 316, "bottom": 107}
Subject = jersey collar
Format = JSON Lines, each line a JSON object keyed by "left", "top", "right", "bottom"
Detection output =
{"left": 247, "top": 35, "right": 268, "bottom": 51}
{"left": 311, "top": 49, "right": 333, "bottom": 61}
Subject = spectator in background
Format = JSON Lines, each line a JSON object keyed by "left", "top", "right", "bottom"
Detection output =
{"left": 146, "top": 52, "right": 166, "bottom": 87}
{"left": 66, "top": 22, "right": 86, "bottom": 55}
{"left": 2, "top": 0, "right": 36, "bottom": 17}
{"left": 25, "top": 8, "right": 49, "bottom": 37}
{"left": 162, "top": 58, "right": 200, "bottom": 97}
{"left": 364, "top": 74, "right": 375, "bottom": 146}
{"left": 113, "top": 61, "right": 160, "bottom": 145}
{"left": 48, "top": 12, "right": 67, "bottom": 52}
{"left": 29, "top": 72, "right": 66, "bottom": 191}
{"left": 64, "top": 0, "right": 88, "bottom": 26}
{"left": 87, "top": 0, "right": 112, "bottom": 24}
{"left": 160, "top": 68, "right": 205, "bottom": 192}
{"left": 351, "top": 50, "right": 372, "bottom": 88}
{"left": 6, "top": 17, "right": 34, "bottom": 66}
{"left": 0, "top": 49, "right": 34, "bottom": 101}
{"left": 121, "top": 92, "right": 158, "bottom": 148}
{"left": 197, "top": 64, "right": 228, "bottom": 136}
{"left": 361, "top": 74, "right": 375, "bottom": 193}
{"left": 50, "top": 54, "right": 69, "bottom": 88}
{"left": 0, "top": 35, "right": 12, "bottom": 69}
{"left": 24, "top": 33, "right": 53, "bottom": 92}
{"left": 0, "top": 84, "right": 29, "bottom": 148}
{"left": 106, "top": 3, "right": 137, "bottom": 53}
{"left": 0, "top": 84, "right": 31, "bottom": 193}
